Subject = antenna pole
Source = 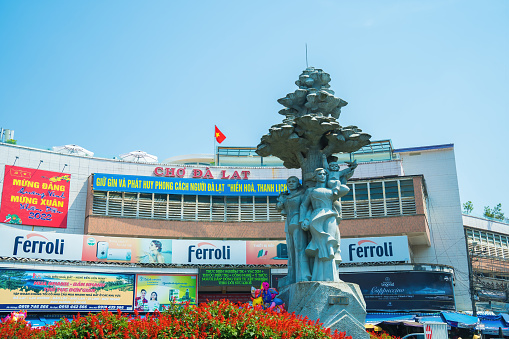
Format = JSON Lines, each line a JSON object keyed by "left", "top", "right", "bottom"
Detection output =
{"left": 305, "top": 43, "right": 308, "bottom": 68}
{"left": 214, "top": 125, "right": 217, "bottom": 165}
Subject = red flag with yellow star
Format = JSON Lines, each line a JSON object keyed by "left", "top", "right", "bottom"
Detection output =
{"left": 215, "top": 125, "right": 226, "bottom": 143}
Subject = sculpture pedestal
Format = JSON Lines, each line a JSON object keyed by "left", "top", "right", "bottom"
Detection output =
{"left": 278, "top": 281, "right": 369, "bottom": 339}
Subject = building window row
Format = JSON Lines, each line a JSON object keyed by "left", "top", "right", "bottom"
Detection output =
{"left": 92, "top": 193, "right": 284, "bottom": 222}
{"left": 341, "top": 178, "right": 416, "bottom": 219}
{"left": 91, "top": 178, "right": 417, "bottom": 222}
{"left": 466, "top": 228, "right": 509, "bottom": 259}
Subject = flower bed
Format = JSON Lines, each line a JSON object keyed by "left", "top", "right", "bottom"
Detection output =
{"left": 0, "top": 300, "right": 354, "bottom": 338}
{"left": 368, "top": 331, "right": 400, "bottom": 339}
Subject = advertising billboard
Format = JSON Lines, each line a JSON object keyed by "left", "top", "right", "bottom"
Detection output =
{"left": 246, "top": 241, "right": 287, "bottom": 265}
{"left": 82, "top": 235, "right": 172, "bottom": 264}
{"left": 135, "top": 274, "right": 197, "bottom": 311}
{"left": 339, "top": 271, "right": 455, "bottom": 311}
{"left": 0, "top": 226, "right": 411, "bottom": 266}
{"left": 341, "top": 236, "right": 410, "bottom": 263}
{"left": 1, "top": 165, "right": 71, "bottom": 228}
{"left": 199, "top": 268, "right": 270, "bottom": 287}
{"left": 172, "top": 240, "right": 246, "bottom": 265}
{"left": 93, "top": 173, "right": 287, "bottom": 197}
{"left": 0, "top": 269, "right": 135, "bottom": 311}
{"left": 0, "top": 225, "right": 83, "bottom": 261}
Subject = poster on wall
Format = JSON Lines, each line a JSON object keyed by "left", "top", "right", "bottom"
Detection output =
{"left": 341, "top": 236, "right": 410, "bottom": 263}
{"left": 0, "top": 225, "right": 83, "bottom": 260}
{"left": 172, "top": 240, "right": 246, "bottom": 265}
{"left": 339, "top": 271, "right": 455, "bottom": 311}
{"left": 135, "top": 274, "right": 197, "bottom": 311}
{"left": 0, "top": 165, "right": 71, "bottom": 228}
{"left": 82, "top": 235, "right": 172, "bottom": 264}
{"left": 199, "top": 268, "right": 270, "bottom": 287}
{"left": 0, "top": 269, "right": 135, "bottom": 311}
{"left": 246, "top": 241, "right": 287, "bottom": 265}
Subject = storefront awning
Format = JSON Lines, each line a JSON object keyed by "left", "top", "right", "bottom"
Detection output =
{"left": 477, "top": 319, "right": 509, "bottom": 335}
{"left": 441, "top": 312, "right": 478, "bottom": 328}
{"left": 366, "top": 314, "right": 417, "bottom": 325}
{"left": 416, "top": 315, "right": 443, "bottom": 323}
{"left": 25, "top": 317, "right": 47, "bottom": 328}
{"left": 381, "top": 320, "right": 423, "bottom": 328}
{"left": 476, "top": 315, "right": 509, "bottom": 335}
{"left": 501, "top": 313, "right": 509, "bottom": 324}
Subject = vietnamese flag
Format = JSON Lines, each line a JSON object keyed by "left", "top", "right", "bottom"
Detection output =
{"left": 215, "top": 125, "right": 226, "bottom": 143}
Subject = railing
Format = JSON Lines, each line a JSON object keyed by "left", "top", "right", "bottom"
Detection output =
{"left": 340, "top": 178, "right": 417, "bottom": 219}
{"left": 92, "top": 178, "right": 418, "bottom": 222}
{"left": 93, "top": 192, "right": 284, "bottom": 222}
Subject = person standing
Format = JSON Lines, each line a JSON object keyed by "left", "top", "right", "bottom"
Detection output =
{"left": 277, "top": 176, "right": 311, "bottom": 284}
{"left": 299, "top": 168, "right": 349, "bottom": 281}
{"left": 135, "top": 289, "right": 148, "bottom": 311}
{"left": 147, "top": 292, "right": 160, "bottom": 312}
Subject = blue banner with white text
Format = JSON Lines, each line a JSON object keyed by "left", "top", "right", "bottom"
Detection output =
{"left": 93, "top": 173, "right": 288, "bottom": 196}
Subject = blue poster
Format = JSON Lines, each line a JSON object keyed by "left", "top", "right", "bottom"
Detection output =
{"left": 93, "top": 173, "right": 288, "bottom": 196}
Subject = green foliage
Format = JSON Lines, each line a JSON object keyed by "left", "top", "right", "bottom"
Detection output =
{"left": 5, "top": 139, "right": 17, "bottom": 144}
{"left": 483, "top": 203, "right": 505, "bottom": 220}
{"left": 463, "top": 201, "right": 474, "bottom": 214}
{"left": 0, "top": 270, "right": 30, "bottom": 290}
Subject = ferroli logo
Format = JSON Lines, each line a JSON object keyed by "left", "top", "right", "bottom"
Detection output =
{"left": 13, "top": 233, "right": 65, "bottom": 256}
{"left": 188, "top": 242, "right": 230, "bottom": 262}
{"left": 348, "top": 240, "right": 393, "bottom": 261}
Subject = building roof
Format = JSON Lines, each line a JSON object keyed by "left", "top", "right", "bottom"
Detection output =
{"left": 393, "top": 144, "right": 454, "bottom": 153}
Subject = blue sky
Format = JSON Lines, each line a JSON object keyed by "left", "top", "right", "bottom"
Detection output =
{"left": 1, "top": 0, "right": 508, "bottom": 217}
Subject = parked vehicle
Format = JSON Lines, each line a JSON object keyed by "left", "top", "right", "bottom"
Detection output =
{"left": 401, "top": 334, "right": 425, "bottom": 339}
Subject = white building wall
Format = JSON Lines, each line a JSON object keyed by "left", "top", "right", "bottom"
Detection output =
{"left": 463, "top": 214, "right": 509, "bottom": 234}
{"left": 351, "top": 159, "right": 403, "bottom": 179}
{"left": 397, "top": 146, "right": 471, "bottom": 311}
{"left": 0, "top": 143, "right": 472, "bottom": 311}
{"left": 0, "top": 143, "right": 403, "bottom": 236}
{"left": 0, "top": 143, "right": 302, "bottom": 235}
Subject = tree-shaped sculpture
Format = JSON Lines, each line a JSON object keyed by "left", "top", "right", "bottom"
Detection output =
{"left": 256, "top": 67, "right": 371, "bottom": 185}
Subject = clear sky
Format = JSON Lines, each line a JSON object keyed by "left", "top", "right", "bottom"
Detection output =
{"left": 1, "top": 1, "right": 508, "bottom": 217}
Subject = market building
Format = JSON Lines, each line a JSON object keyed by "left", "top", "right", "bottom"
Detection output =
{"left": 464, "top": 214, "right": 509, "bottom": 314}
{"left": 0, "top": 139, "right": 472, "bottom": 324}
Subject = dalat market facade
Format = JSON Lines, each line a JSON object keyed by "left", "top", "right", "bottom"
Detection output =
{"left": 0, "top": 140, "right": 470, "bottom": 317}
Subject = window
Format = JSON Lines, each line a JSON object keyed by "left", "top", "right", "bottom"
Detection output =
{"left": 384, "top": 181, "right": 399, "bottom": 199}
{"left": 400, "top": 179, "right": 415, "bottom": 197}
{"left": 91, "top": 176, "right": 420, "bottom": 222}
{"left": 369, "top": 182, "right": 383, "bottom": 200}
{"left": 355, "top": 183, "right": 368, "bottom": 201}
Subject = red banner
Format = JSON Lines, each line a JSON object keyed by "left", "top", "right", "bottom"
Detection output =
{"left": 0, "top": 165, "right": 71, "bottom": 228}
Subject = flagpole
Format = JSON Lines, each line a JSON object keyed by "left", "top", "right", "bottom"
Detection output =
{"left": 213, "top": 125, "right": 217, "bottom": 165}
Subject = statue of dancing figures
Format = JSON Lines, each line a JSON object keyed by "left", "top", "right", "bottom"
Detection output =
{"left": 322, "top": 154, "right": 357, "bottom": 222}
{"left": 277, "top": 176, "right": 311, "bottom": 284}
{"left": 299, "top": 168, "right": 351, "bottom": 282}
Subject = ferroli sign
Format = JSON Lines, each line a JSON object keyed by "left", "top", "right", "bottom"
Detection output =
{"left": 341, "top": 236, "right": 409, "bottom": 263}
{"left": 172, "top": 240, "right": 246, "bottom": 265}
{"left": 0, "top": 224, "right": 83, "bottom": 260}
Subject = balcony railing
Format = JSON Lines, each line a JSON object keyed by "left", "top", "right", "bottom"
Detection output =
{"left": 91, "top": 178, "right": 418, "bottom": 222}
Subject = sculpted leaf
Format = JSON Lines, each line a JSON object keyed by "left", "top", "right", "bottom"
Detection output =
{"left": 256, "top": 67, "right": 371, "bottom": 178}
